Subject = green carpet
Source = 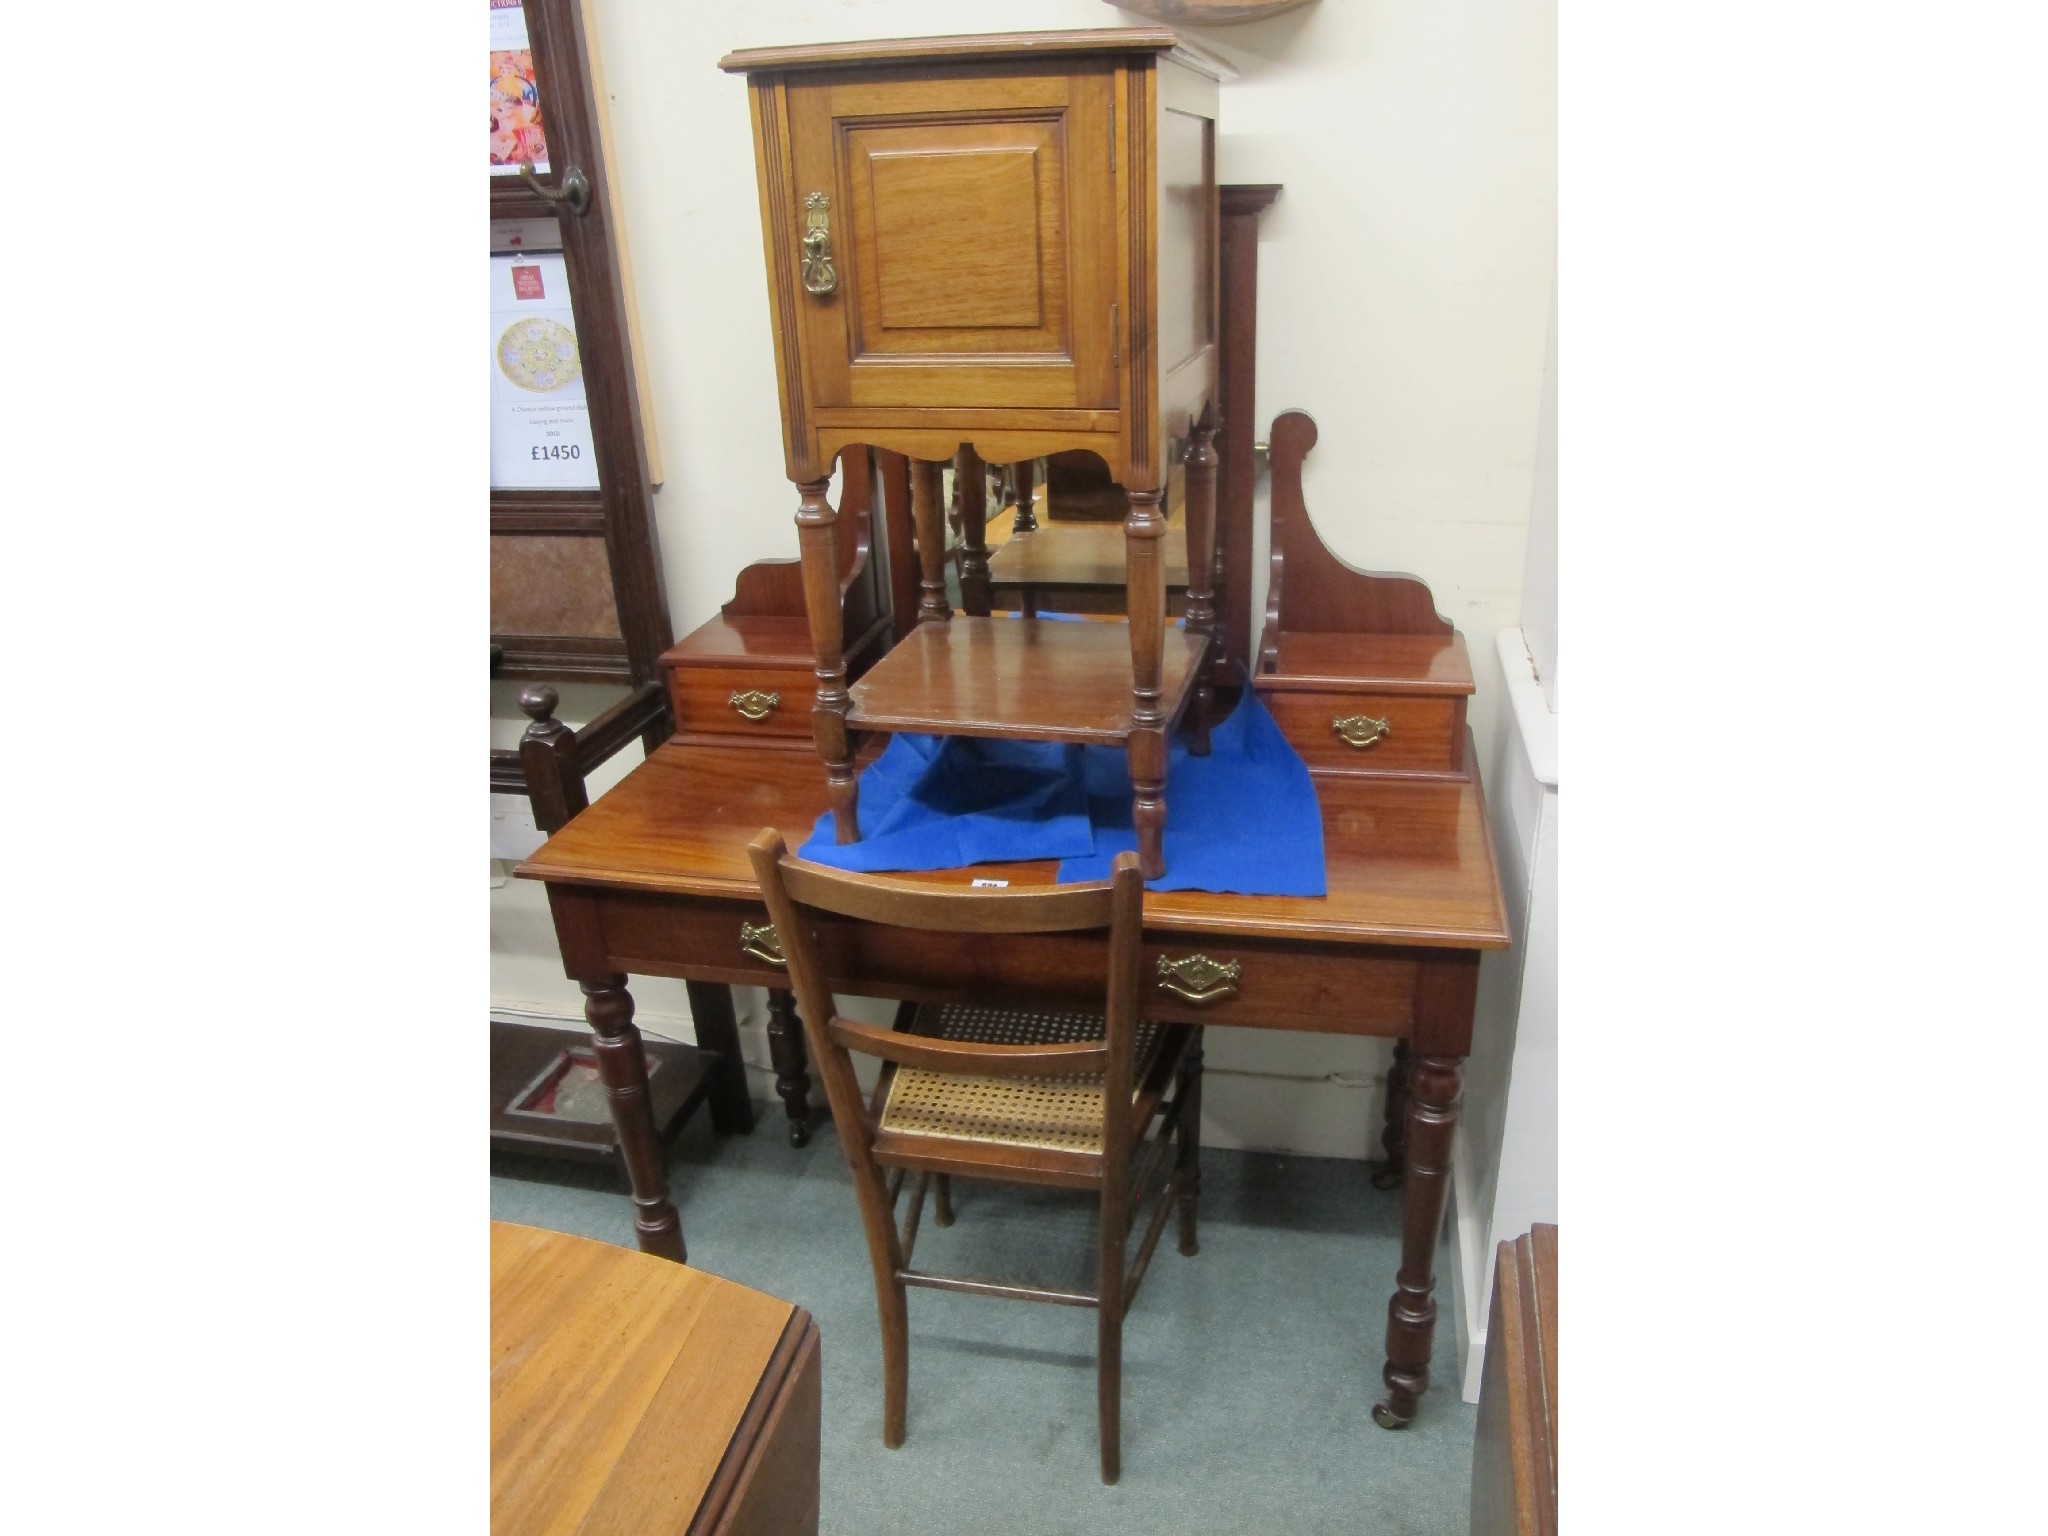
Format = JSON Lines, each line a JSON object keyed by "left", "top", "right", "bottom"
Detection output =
{"left": 491, "top": 1105, "right": 1476, "bottom": 1535}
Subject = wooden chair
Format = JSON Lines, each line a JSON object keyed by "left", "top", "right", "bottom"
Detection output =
{"left": 746, "top": 831, "right": 1204, "bottom": 1484}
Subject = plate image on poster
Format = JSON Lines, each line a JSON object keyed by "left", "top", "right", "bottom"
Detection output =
{"left": 490, "top": 0, "right": 548, "bottom": 175}
{"left": 492, "top": 253, "right": 600, "bottom": 489}
{"left": 497, "top": 316, "right": 582, "bottom": 393}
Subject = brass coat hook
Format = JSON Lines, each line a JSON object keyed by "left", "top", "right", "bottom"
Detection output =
{"left": 518, "top": 159, "right": 591, "bottom": 216}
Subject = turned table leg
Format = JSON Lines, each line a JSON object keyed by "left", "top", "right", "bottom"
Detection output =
{"left": 955, "top": 446, "right": 991, "bottom": 616}
{"left": 766, "top": 989, "right": 815, "bottom": 1148}
{"left": 1125, "top": 484, "right": 1170, "bottom": 879}
{"left": 794, "top": 476, "right": 859, "bottom": 842}
{"left": 911, "top": 459, "right": 952, "bottom": 625}
{"left": 581, "top": 976, "right": 686, "bottom": 1263}
{"left": 1374, "top": 1053, "right": 1462, "bottom": 1428}
{"left": 1371, "top": 1039, "right": 1411, "bottom": 1191}
{"left": 1183, "top": 419, "right": 1220, "bottom": 757}
{"left": 685, "top": 980, "right": 756, "bottom": 1136}
{"left": 1011, "top": 459, "right": 1038, "bottom": 533}
{"left": 1176, "top": 1027, "right": 1205, "bottom": 1257}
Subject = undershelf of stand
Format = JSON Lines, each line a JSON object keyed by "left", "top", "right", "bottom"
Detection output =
{"left": 986, "top": 518, "right": 1191, "bottom": 592}
{"left": 847, "top": 617, "right": 1205, "bottom": 746}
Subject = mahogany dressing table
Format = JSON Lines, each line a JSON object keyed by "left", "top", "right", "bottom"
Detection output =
{"left": 517, "top": 631, "right": 1507, "bottom": 1434}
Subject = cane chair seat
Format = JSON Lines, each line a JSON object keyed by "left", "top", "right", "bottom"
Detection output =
{"left": 879, "top": 1004, "right": 1164, "bottom": 1156}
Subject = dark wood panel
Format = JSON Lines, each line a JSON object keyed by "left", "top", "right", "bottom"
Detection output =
{"left": 492, "top": 490, "right": 608, "bottom": 534}
{"left": 493, "top": 633, "right": 632, "bottom": 682}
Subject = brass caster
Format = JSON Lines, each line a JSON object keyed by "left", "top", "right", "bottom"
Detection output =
{"left": 1371, "top": 1401, "right": 1414, "bottom": 1431}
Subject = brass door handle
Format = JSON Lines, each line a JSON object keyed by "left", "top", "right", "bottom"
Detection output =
{"left": 730, "top": 690, "right": 780, "bottom": 722}
{"left": 1155, "top": 954, "right": 1241, "bottom": 1006}
{"left": 517, "top": 158, "right": 591, "bottom": 216}
{"left": 1333, "top": 714, "right": 1391, "bottom": 750}
{"left": 740, "top": 921, "right": 785, "bottom": 967}
{"left": 800, "top": 193, "right": 837, "bottom": 295}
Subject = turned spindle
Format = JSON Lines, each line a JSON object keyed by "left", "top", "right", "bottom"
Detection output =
{"left": 518, "top": 685, "right": 587, "bottom": 834}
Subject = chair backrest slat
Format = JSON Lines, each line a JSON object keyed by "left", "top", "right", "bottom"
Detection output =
{"left": 778, "top": 858, "right": 1117, "bottom": 934}
{"left": 827, "top": 1017, "right": 1109, "bottom": 1078}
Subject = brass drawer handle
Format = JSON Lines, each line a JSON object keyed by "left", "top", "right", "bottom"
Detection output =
{"left": 740, "top": 921, "right": 785, "bottom": 967}
{"left": 1333, "top": 714, "right": 1391, "bottom": 750}
{"left": 800, "top": 192, "right": 837, "bottom": 296}
{"left": 1155, "top": 954, "right": 1241, "bottom": 1006}
{"left": 730, "top": 689, "right": 780, "bottom": 722}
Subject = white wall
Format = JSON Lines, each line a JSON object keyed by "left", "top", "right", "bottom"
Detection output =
{"left": 491, "top": 0, "right": 1557, "bottom": 1156}
{"left": 1447, "top": 278, "right": 1559, "bottom": 1397}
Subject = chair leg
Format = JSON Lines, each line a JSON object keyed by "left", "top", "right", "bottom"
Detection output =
{"left": 841, "top": 1156, "right": 912, "bottom": 1450}
{"left": 1178, "top": 1028, "right": 1205, "bottom": 1257}
{"left": 881, "top": 1275, "right": 909, "bottom": 1448}
{"left": 933, "top": 1174, "right": 955, "bottom": 1228}
{"left": 1097, "top": 1181, "right": 1127, "bottom": 1484}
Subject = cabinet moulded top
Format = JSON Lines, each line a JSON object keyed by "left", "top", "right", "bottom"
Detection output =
{"left": 718, "top": 27, "right": 1232, "bottom": 82}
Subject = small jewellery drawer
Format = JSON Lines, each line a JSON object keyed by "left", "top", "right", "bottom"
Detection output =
{"left": 1256, "top": 687, "right": 1466, "bottom": 779}
{"left": 668, "top": 665, "right": 812, "bottom": 741}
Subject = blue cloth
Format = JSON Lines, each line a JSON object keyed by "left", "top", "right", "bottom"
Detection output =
{"left": 797, "top": 688, "right": 1326, "bottom": 896}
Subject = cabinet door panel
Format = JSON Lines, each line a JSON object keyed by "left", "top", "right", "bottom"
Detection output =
{"left": 786, "top": 65, "right": 1118, "bottom": 413}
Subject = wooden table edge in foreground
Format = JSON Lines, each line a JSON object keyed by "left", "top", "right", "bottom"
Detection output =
{"left": 491, "top": 1222, "right": 821, "bottom": 1536}
{"left": 513, "top": 734, "right": 1506, "bottom": 1432}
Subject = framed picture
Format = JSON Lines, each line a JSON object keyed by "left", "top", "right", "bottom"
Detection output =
{"left": 490, "top": 0, "right": 549, "bottom": 175}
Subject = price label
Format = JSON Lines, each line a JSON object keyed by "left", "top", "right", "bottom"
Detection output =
{"left": 491, "top": 252, "right": 599, "bottom": 489}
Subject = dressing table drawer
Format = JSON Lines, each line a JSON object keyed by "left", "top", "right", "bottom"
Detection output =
{"left": 592, "top": 895, "right": 1424, "bottom": 1038}
{"left": 668, "top": 665, "right": 813, "bottom": 742}
{"left": 1141, "top": 940, "right": 1419, "bottom": 1034}
{"left": 1258, "top": 687, "right": 1468, "bottom": 780}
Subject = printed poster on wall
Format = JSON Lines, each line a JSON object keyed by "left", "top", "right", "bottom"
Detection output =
{"left": 491, "top": 253, "right": 599, "bottom": 489}
{"left": 490, "top": 0, "right": 548, "bottom": 176}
